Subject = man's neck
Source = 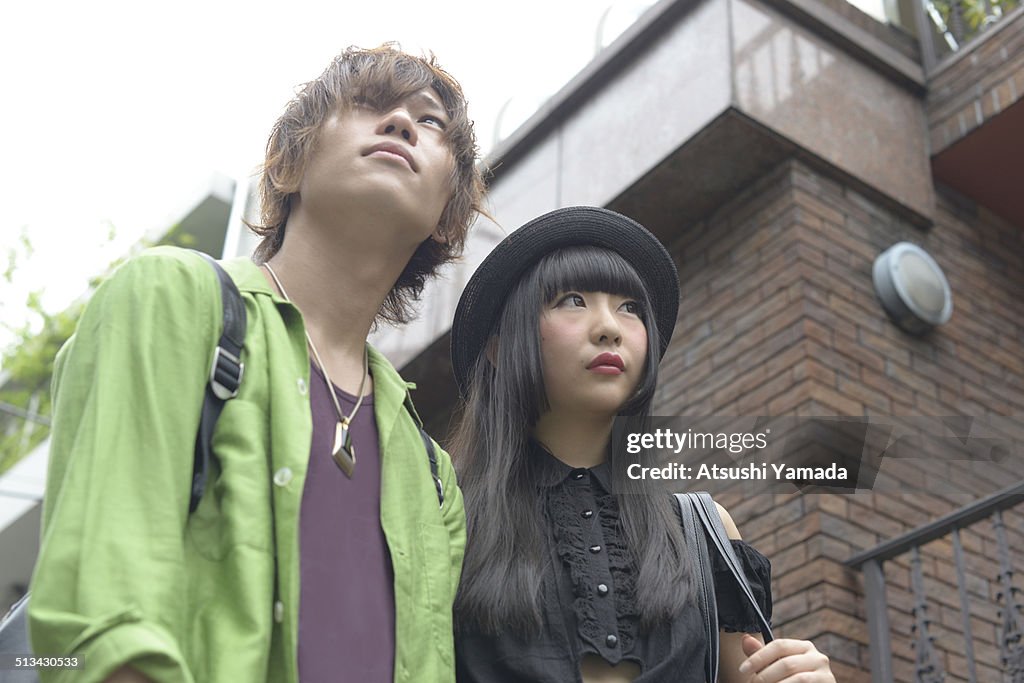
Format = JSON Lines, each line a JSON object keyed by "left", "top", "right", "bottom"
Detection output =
{"left": 262, "top": 212, "right": 421, "bottom": 393}
{"left": 532, "top": 411, "right": 614, "bottom": 469}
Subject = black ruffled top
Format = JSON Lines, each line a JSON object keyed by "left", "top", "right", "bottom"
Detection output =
{"left": 455, "top": 441, "right": 773, "bottom": 683}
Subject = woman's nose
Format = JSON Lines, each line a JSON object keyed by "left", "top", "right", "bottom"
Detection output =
{"left": 592, "top": 304, "right": 622, "bottom": 345}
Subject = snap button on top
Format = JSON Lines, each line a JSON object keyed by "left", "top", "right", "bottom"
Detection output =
{"left": 273, "top": 467, "right": 293, "bottom": 487}
{"left": 571, "top": 469, "right": 586, "bottom": 480}
{"left": 597, "top": 583, "right": 609, "bottom": 596}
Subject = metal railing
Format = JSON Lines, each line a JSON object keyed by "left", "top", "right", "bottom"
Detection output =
{"left": 910, "top": 0, "right": 1021, "bottom": 72}
{"left": 847, "top": 481, "right": 1024, "bottom": 683}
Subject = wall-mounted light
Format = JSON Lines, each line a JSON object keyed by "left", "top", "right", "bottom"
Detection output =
{"left": 872, "top": 242, "right": 953, "bottom": 335}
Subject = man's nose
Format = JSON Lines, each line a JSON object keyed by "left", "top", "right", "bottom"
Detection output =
{"left": 378, "top": 107, "right": 417, "bottom": 145}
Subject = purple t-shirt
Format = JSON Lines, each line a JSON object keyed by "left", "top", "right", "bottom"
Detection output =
{"left": 297, "top": 362, "right": 395, "bottom": 682}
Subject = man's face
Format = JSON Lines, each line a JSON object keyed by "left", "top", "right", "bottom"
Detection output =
{"left": 297, "top": 87, "right": 455, "bottom": 245}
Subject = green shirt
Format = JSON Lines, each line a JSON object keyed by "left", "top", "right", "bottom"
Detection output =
{"left": 29, "top": 247, "right": 466, "bottom": 683}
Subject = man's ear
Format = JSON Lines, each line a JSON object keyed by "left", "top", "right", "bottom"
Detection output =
{"left": 485, "top": 336, "right": 499, "bottom": 367}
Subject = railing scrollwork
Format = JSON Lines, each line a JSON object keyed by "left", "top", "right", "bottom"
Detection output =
{"left": 847, "top": 481, "right": 1024, "bottom": 683}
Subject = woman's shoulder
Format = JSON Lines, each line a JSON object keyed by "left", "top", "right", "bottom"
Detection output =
{"left": 709, "top": 498, "right": 770, "bottom": 570}
{"left": 708, "top": 497, "right": 770, "bottom": 589}
{"left": 708, "top": 500, "right": 774, "bottom": 630}
{"left": 713, "top": 500, "right": 743, "bottom": 540}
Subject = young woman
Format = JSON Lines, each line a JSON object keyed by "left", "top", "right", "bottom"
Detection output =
{"left": 449, "top": 207, "right": 836, "bottom": 682}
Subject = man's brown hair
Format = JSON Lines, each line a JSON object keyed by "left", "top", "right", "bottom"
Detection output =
{"left": 249, "top": 44, "right": 484, "bottom": 325}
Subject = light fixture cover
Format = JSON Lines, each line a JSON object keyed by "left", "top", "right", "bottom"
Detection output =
{"left": 872, "top": 242, "right": 953, "bottom": 335}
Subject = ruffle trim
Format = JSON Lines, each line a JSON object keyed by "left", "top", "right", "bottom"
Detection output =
{"left": 548, "top": 487, "right": 640, "bottom": 653}
{"left": 712, "top": 540, "right": 773, "bottom": 634}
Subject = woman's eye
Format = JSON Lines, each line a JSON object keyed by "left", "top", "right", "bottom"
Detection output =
{"left": 556, "top": 293, "right": 586, "bottom": 308}
{"left": 622, "top": 301, "right": 640, "bottom": 315}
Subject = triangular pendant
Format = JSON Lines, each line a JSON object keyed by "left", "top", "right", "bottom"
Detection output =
{"left": 331, "top": 420, "right": 356, "bottom": 477}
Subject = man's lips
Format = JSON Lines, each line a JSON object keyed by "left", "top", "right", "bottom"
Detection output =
{"left": 587, "top": 353, "right": 625, "bottom": 374}
{"left": 365, "top": 142, "right": 415, "bottom": 171}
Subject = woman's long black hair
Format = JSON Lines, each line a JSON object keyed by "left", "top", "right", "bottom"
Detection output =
{"left": 451, "top": 246, "right": 691, "bottom": 636}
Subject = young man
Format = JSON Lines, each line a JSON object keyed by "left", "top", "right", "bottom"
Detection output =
{"left": 29, "top": 45, "right": 484, "bottom": 683}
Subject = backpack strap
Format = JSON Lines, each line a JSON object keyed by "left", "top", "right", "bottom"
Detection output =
{"left": 0, "top": 253, "right": 248, "bottom": 667}
{"left": 402, "top": 393, "right": 444, "bottom": 509}
{"left": 190, "top": 252, "right": 246, "bottom": 513}
{"left": 185, "top": 251, "right": 439, "bottom": 514}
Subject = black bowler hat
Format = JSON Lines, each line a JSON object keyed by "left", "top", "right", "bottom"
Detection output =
{"left": 451, "top": 206, "right": 680, "bottom": 395}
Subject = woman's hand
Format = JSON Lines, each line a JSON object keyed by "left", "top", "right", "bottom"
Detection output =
{"left": 737, "top": 634, "right": 835, "bottom": 682}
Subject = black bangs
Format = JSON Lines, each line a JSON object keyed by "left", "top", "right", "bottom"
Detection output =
{"left": 535, "top": 246, "right": 648, "bottom": 309}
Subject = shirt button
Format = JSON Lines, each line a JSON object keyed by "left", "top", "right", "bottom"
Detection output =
{"left": 274, "top": 600, "right": 285, "bottom": 623}
{"left": 273, "top": 467, "right": 293, "bottom": 487}
{"left": 606, "top": 634, "right": 618, "bottom": 648}
{"left": 581, "top": 510, "right": 594, "bottom": 519}
{"left": 297, "top": 377, "right": 307, "bottom": 395}
{"left": 589, "top": 545, "right": 602, "bottom": 554}
{"left": 597, "top": 583, "right": 609, "bottom": 596}
{"left": 571, "top": 469, "right": 586, "bottom": 480}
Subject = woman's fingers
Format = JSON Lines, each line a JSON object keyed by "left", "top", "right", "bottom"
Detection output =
{"left": 741, "top": 633, "right": 763, "bottom": 657}
{"left": 737, "top": 638, "right": 833, "bottom": 682}
{"left": 738, "top": 638, "right": 810, "bottom": 674}
{"left": 749, "top": 651, "right": 830, "bottom": 682}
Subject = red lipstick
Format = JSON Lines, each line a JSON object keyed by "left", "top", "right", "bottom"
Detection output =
{"left": 587, "top": 352, "right": 625, "bottom": 374}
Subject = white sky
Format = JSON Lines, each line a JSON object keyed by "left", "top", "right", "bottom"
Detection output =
{"left": 0, "top": 0, "right": 659, "bottom": 354}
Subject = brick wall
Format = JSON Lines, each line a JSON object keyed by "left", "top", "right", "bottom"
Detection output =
{"left": 653, "top": 158, "right": 1024, "bottom": 681}
{"left": 928, "top": 7, "right": 1024, "bottom": 153}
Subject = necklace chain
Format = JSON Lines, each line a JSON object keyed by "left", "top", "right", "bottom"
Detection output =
{"left": 263, "top": 262, "right": 366, "bottom": 477}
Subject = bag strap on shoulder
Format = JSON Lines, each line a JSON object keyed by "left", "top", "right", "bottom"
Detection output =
{"left": 190, "top": 252, "right": 246, "bottom": 513}
{"left": 402, "top": 393, "right": 444, "bottom": 509}
{"left": 188, "top": 251, "right": 441, "bottom": 512}
{"left": 675, "top": 493, "right": 719, "bottom": 683}
{"left": 685, "top": 492, "right": 774, "bottom": 641}
{"left": 0, "top": 254, "right": 248, "bottom": 674}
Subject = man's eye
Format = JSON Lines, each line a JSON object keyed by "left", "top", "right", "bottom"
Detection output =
{"left": 419, "top": 114, "right": 448, "bottom": 130}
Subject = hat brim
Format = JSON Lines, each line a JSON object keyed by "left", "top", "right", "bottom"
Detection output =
{"left": 451, "top": 206, "right": 680, "bottom": 395}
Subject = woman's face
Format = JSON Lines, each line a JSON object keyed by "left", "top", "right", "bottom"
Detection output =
{"left": 538, "top": 290, "right": 648, "bottom": 419}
